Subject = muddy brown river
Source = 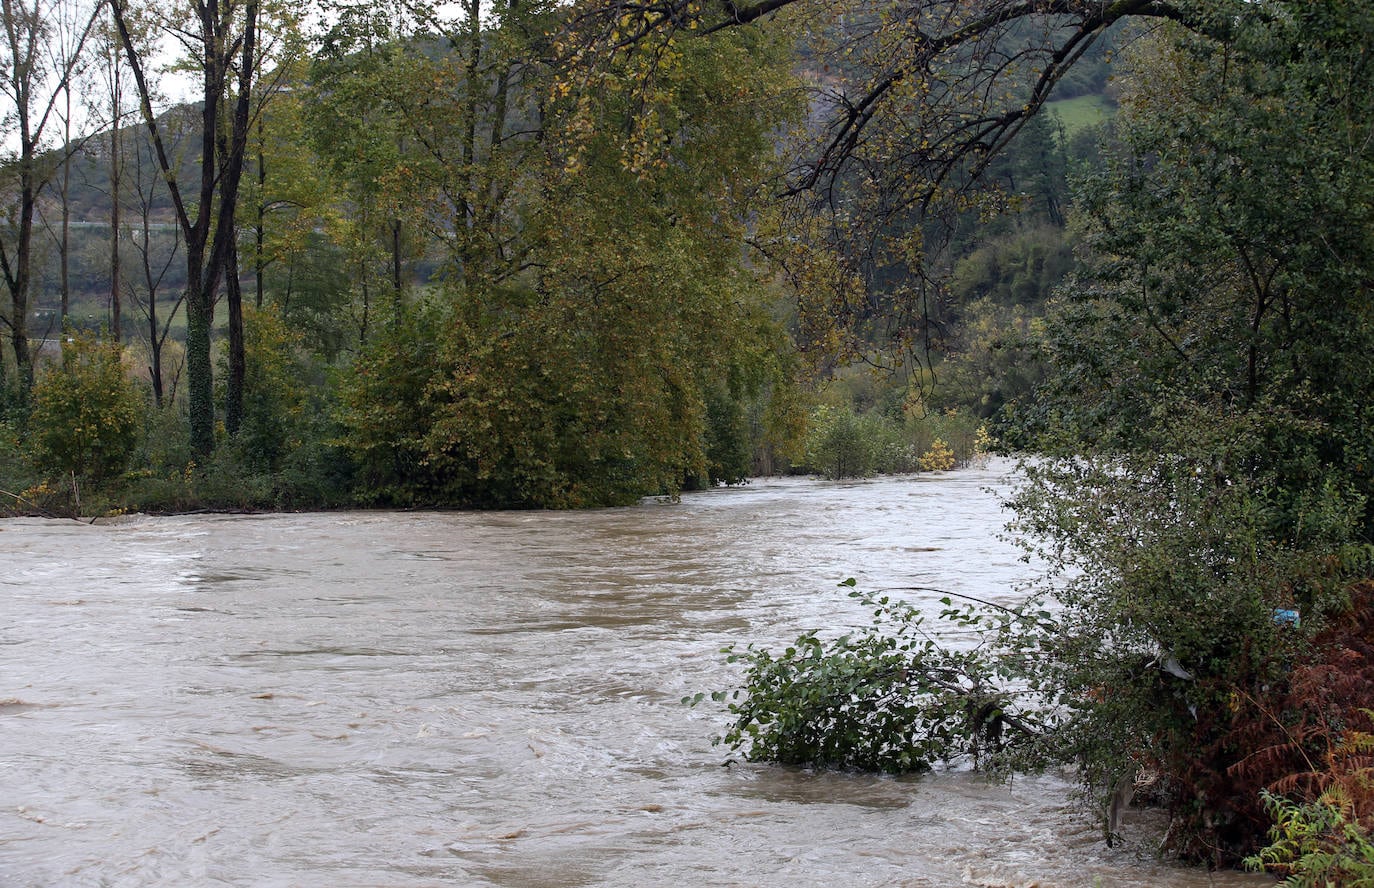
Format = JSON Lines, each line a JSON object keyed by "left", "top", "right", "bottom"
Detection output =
{"left": 1, "top": 461, "right": 1269, "bottom": 886}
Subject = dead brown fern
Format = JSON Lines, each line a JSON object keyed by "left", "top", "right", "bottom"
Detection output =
{"left": 1212, "top": 583, "right": 1374, "bottom": 859}
{"left": 1151, "top": 583, "right": 1374, "bottom": 865}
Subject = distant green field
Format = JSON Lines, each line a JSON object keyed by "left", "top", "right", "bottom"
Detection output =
{"left": 1045, "top": 93, "right": 1116, "bottom": 136}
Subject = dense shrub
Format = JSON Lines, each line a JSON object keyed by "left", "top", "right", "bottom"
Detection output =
{"left": 804, "top": 405, "right": 879, "bottom": 479}
{"left": 0, "top": 414, "right": 37, "bottom": 513}
{"left": 704, "top": 582, "right": 1037, "bottom": 773}
{"left": 700, "top": 382, "right": 752, "bottom": 487}
{"left": 27, "top": 333, "right": 144, "bottom": 484}
{"left": 801, "top": 402, "right": 987, "bottom": 479}
{"left": 207, "top": 305, "right": 353, "bottom": 509}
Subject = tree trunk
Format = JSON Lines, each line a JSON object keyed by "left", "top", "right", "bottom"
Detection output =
{"left": 225, "top": 237, "right": 244, "bottom": 436}
{"left": 60, "top": 86, "right": 71, "bottom": 326}
{"left": 391, "top": 217, "right": 402, "bottom": 305}
{"left": 147, "top": 224, "right": 162, "bottom": 407}
{"left": 215, "top": 0, "right": 258, "bottom": 440}
{"left": 360, "top": 277, "right": 369, "bottom": 344}
{"left": 111, "top": 0, "right": 259, "bottom": 457}
{"left": 183, "top": 25, "right": 222, "bottom": 458}
{"left": 109, "top": 34, "right": 122, "bottom": 341}
{"left": 184, "top": 252, "right": 215, "bottom": 455}
{"left": 255, "top": 114, "right": 265, "bottom": 309}
{"left": 8, "top": 157, "right": 39, "bottom": 390}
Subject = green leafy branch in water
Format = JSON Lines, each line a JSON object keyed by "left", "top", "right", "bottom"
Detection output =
{"left": 685, "top": 579, "right": 1049, "bottom": 773}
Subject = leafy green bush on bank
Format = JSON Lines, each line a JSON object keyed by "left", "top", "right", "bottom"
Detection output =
{"left": 799, "top": 402, "right": 988, "bottom": 480}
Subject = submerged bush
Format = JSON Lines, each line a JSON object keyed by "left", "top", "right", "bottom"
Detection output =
{"left": 704, "top": 467, "right": 1374, "bottom": 864}
{"left": 701, "top": 581, "right": 1044, "bottom": 773}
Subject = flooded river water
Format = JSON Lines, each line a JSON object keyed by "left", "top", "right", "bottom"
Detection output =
{"left": 1, "top": 460, "right": 1268, "bottom": 886}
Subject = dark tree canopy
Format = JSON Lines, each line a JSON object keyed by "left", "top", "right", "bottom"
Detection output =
{"left": 564, "top": 0, "right": 1202, "bottom": 201}
{"left": 559, "top": 0, "right": 1236, "bottom": 367}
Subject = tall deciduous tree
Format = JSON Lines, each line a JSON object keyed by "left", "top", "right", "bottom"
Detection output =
{"left": 306, "top": 4, "right": 414, "bottom": 337}
{"left": 221, "top": 4, "right": 301, "bottom": 435}
{"left": 339, "top": 0, "right": 801, "bottom": 506}
{"left": 111, "top": 0, "right": 258, "bottom": 455}
{"left": 125, "top": 107, "right": 188, "bottom": 408}
{"left": 0, "top": 0, "right": 101, "bottom": 391}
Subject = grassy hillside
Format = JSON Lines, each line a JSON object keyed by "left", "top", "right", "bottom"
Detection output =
{"left": 1046, "top": 93, "right": 1116, "bottom": 135}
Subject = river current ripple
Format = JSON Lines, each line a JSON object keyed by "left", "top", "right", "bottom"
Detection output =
{"left": 1, "top": 460, "right": 1266, "bottom": 887}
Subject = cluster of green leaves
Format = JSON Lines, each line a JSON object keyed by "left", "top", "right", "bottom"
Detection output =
{"left": 800, "top": 402, "right": 985, "bottom": 480}
{"left": 27, "top": 332, "right": 144, "bottom": 484}
{"left": 205, "top": 304, "right": 351, "bottom": 509}
{"left": 1, "top": 0, "right": 817, "bottom": 515}
{"left": 1006, "top": 0, "right": 1374, "bottom": 862}
{"left": 0, "top": 308, "right": 354, "bottom": 516}
{"left": 1248, "top": 790, "right": 1374, "bottom": 887}
{"left": 697, "top": 581, "right": 1038, "bottom": 773}
{"left": 332, "top": 14, "right": 804, "bottom": 507}
{"left": 1007, "top": 459, "right": 1363, "bottom": 852}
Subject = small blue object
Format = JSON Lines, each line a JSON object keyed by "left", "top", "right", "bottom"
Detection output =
{"left": 1273, "top": 608, "right": 1300, "bottom": 627}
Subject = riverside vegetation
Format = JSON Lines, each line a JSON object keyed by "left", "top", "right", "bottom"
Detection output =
{"left": 2, "top": 0, "right": 1372, "bottom": 881}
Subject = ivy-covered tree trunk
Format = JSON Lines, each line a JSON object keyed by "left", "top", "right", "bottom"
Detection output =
{"left": 112, "top": 0, "right": 258, "bottom": 456}
{"left": 225, "top": 238, "right": 245, "bottom": 436}
{"left": 184, "top": 249, "right": 214, "bottom": 455}
{"left": 3, "top": 174, "right": 38, "bottom": 392}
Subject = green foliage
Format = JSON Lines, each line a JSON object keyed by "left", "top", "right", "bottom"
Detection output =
{"left": 27, "top": 333, "right": 145, "bottom": 483}
{"left": 305, "top": 16, "right": 439, "bottom": 309}
{"left": 116, "top": 407, "right": 199, "bottom": 514}
{"left": 702, "top": 582, "right": 1036, "bottom": 773}
{"left": 264, "top": 232, "right": 356, "bottom": 362}
{"left": 1247, "top": 792, "right": 1374, "bottom": 887}
{"left": 701, "top": 2, "right": 1374, "bottom": 871}
{"left": 752, "top": 373, "right": 810, "bottom": 475}
{"left": 803, "top": 405, "right": 880, "bottom": 479}
{"left": 207, "top": 305, "right": 352, "bottom": 509}
{"left": 701, "top": 382, "right": 752, "bottom": 487}
{"left": 337, "top": 297, "right": 452, "bottom": 505}
{"left": 1006, "top": 2, "right": 1374, "bottom": 862}
{"left": 424, "top": 286, "right": 707, "bottom": 507}
{"left": 332, "top": 14, "right": 805, "bottom": 508}
{"left": 1007, "top": 455, "right": 1360, "bottom": 854}
{"left": 0, "top": 413, "right": 37, "bottom": 513}
{"left": 947, "top": 223, "right": 1073, "bottom": 311}
{"left": 0, "top": 368, "right": 25, "bottom": 422}
{"left": 928, "top": 300, "right": 1047, "bottom": 425}
{"left": 801, "top": 396, "right": 987, "bottom": 479}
